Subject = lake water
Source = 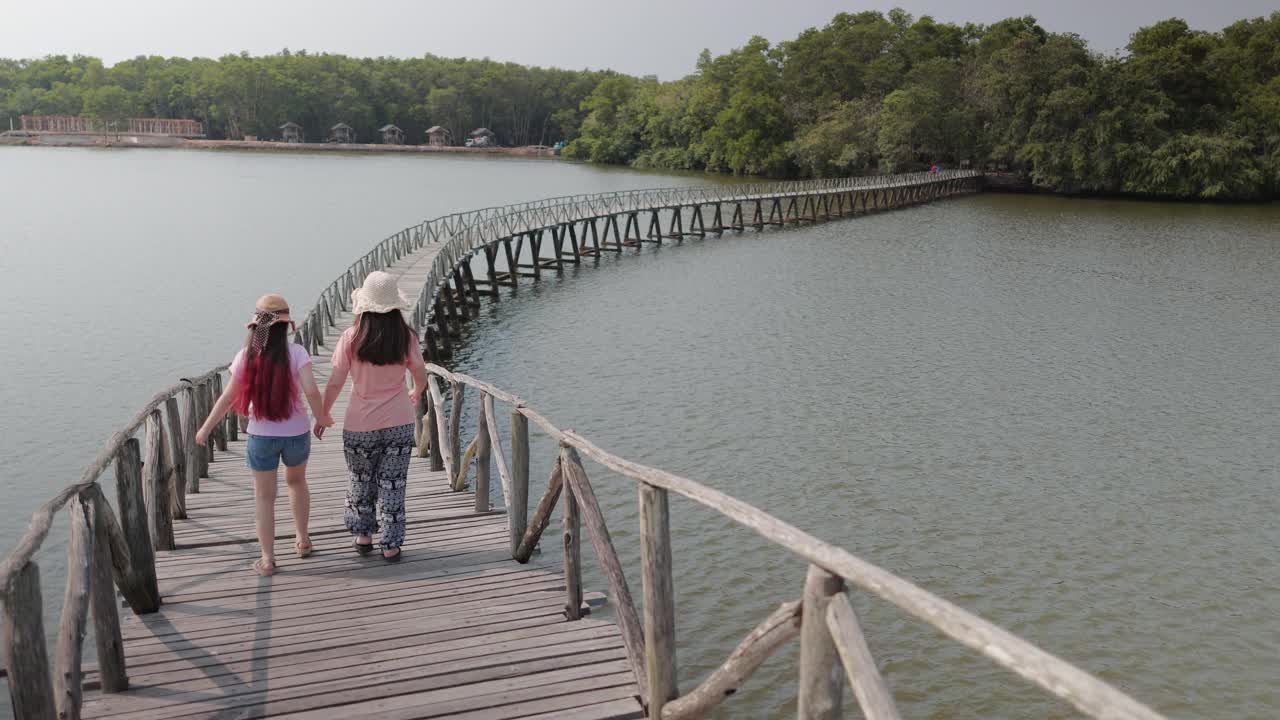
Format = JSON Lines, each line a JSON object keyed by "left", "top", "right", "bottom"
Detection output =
{"left": 447, "top": 193, "right": 1279, "bottom": 718}
{"left": 1, "top": 148, "right": 1277, "bottom": 718}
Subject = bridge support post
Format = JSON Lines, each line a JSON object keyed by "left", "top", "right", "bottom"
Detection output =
{"left": 90, "top": 496, "right": 127, "bottom": 694}
{"left": 640, "top": 483, "right": 677, "bottom": 717}
{"left": 562, "top": 473, "right": 582, "bottom": 620}
{"left": 115, "top": 439, "right": 161, "bottom": 613}
{"left": 509, "top": 410, "right": 529, "bottom": 556}
{"left": 163, "top": 397, "right": 187, "bottom": 520}
{"left": 798, "top": 565, "right": 844, "bottom": 719}
{"left": 3, "top": 561, "right": 56, "bottom": 720}
{"left": 475, "top": 395, "right": 490, "bottom": 512}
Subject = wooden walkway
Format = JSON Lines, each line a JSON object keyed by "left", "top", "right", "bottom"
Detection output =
{"left": 80, "top": 245, "right": 644, "bottom": 720}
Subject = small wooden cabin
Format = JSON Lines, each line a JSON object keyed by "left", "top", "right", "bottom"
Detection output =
{"left": 379, "top": 124, "right": 404, "bottom": 145}
{"left": 468, "top": 127, "right": 496, "bottom": 148}
{"left": 328, "top": 122, "right": 355, "bottom": 144}
{"left": 426, "top": 126, "right": 451, "bottom": 147}
{"left": 279, "top": 122, "right": 304, "bottom": 143}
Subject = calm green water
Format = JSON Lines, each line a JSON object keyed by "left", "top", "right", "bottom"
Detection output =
{"left": 447, "top": 193, "right": 1279, "bottom": 718}
{"left": 0, "top": 148, "right": 1275, "bottom": 718}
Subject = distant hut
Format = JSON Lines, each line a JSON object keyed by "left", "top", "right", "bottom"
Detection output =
{"left": 468, "top": 127, "right": 496, "bottom": 148}
{"left": 279, "top": 121, "right": 304, "bottom": 143}
{"left": 328, "top": 122, "right": 355, "bottom": 144}
{"left": 379, "top": 124, "right": 404, "bottom": 145}
{"left": 425, "top": 125, "right": 451, "bottom": 147}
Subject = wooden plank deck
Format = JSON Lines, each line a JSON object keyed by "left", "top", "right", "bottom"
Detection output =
{"left": 81, "top": 245, "right": 643, "bottom": 720}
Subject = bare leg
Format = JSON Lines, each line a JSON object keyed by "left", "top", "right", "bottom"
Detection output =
{"left": 253, "top": 469, "right": 278, "bottom": 566}
{"left": 284, "top": 462, "right": 311, "bottom": 551}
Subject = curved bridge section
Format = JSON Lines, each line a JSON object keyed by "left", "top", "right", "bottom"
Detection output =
{"left": 287, "top": 170, "right": 981, "bottom": 361}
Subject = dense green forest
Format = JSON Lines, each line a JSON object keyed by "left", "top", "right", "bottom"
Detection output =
{"left": 2, "top": 9, "right": 1277, "bottom": 199}
{"left": 565, "top": 11, "right": 1280, "bottom": 199}
{"left": 0, "top": 52, "right": 605, "bottom": 147}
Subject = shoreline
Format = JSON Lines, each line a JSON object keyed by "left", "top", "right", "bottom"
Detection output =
{"left": 0, "top": 132, "right": 559, "bottom": 157}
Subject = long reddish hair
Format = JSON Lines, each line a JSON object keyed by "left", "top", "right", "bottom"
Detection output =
{"left": 232, "top": 323, "right": 297, "bottom": 421}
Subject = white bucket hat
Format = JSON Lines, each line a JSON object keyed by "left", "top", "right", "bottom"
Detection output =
{"left": 352, "top": 271, "right": 412, "bottom": 315}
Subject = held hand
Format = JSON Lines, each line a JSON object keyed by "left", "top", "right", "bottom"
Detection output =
{"left": 194, "top": 427, "right": 210, "bottom": 447}
{"left": 408, "top": 385, "right": 423, "bottom": 401}
{"left": 314, "top": 422, "right": 326, "bottom": 440}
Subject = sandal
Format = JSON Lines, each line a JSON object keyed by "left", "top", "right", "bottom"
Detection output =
{"left": 382, "top": 548, "right": 402, "bottom": 563}
{"left": 253, "top": 557, "right": 277, "bottom": 576}
{"left": 353, "top": 539, "right": 374, "bottom": 555}
{"left": 295, "top": 539, "right": 313, "bottom": 558}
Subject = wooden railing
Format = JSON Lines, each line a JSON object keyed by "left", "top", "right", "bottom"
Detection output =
{"left": 0, "top": 365, "right": 241, "bottom": 720}
{"left": 417, "top": 364, "right": 1168, "bottom": 720}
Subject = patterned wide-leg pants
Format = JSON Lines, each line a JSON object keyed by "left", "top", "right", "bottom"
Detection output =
{"left": 342, "top": 424, "right": 415, "bottom": 549}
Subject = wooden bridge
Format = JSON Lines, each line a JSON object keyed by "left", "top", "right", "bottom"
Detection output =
{"left": 2, "top": 171, "right": 1168, "bottom": 720}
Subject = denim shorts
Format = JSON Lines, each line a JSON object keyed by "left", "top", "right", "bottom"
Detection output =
{"left": 245, "top": 433, "right": 311, "bottom": 472}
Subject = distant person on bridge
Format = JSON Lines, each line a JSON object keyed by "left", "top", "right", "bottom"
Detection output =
{"left": 321, "top": 272, "right": 428, "bottom": 562}
{"left": 196, "top": 294, "right": 332, "bottom": 576}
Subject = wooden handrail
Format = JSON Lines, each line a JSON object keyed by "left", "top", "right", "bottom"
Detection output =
{"left": 427, "top": 366, "right": 1167, "bottom": 720}
{"left": 0, "top": 366, "right": 225, "bottom": 588}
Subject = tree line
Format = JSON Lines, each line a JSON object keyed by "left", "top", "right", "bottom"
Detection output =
{"left": 2, "top": 9, "right": 1277, "bottom": 199}
{"left": 565, "top": 10, "right": 1279, "bottom": 200}
{"left": 0, "top": 51, "right": 605, "bottom": 147}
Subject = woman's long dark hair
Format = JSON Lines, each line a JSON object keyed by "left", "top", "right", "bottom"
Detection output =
{"left": 352, "top": 310, "right": 415, "bottom": 366}
{"left": 232, "top": 323, "right": 296, "bottom": 421}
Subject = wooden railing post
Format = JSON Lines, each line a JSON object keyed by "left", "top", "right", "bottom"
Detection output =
{"left": 54, "top": 495, "right": 92, "bottom": 720}
{"left": 448, "top": 380, "right": 464, "bottom": 475}
{"left": 144, "top": 410, "right": 175, "bottom": 551}
{"left": 559, "top": 446, "right": 649, "bottom": 701}
{"left": 640, "top": 482, "right": 677, "bottom": 716}
{"left": 3, "top": 560, "right": 56, "bottom": 720}
{"left": 509, "top": 409, "right": 529, "bottom": 557}
{"left": 182, "top": 385, "right": 200, "bottom": 493}
{"left": 414, "top": 387, "right": 426, "bottom": 454}
{"left": 426, "top": 390, "right": 443, "bottom": 470}
{"left": 798, "top": 565, "right": 845, "bottom": 719}
{"left": 115, "top": 439, "right": 161, "bottom": 613}
{"left": 198, "top": 381, "right": 214, "bottom": 473}
{"left": 475, "top": 394, "right": 491, "bottom": 512}
{"left": 826, "top": 594, "right": 901, "bottom": 720}
{"left": 90, "top": 495, "right": 127, "bottom": 693}
{"left": 163, "top": 396, "right": 187, "bottom": 519}
{"left": 562, "top": 467, "right": 582, "bottom": 620}
{"left": 427, "top": 376, "right": 453, "bottom": 479}
{"left": 210, "top": 373, "right": 228, "bottom": 451}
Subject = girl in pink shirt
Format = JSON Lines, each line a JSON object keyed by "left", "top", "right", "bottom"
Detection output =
{"left": 198, "top": 294, "right": 334, "bottom": 576}
{"left": 322, "top": 272, "right": 427, "bottom": 561}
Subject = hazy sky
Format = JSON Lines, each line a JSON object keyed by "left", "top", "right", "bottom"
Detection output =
{"left": 3, "top": 0, "right": 1275, "bottom": 78}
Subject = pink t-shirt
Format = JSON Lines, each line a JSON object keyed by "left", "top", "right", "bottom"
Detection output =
{"left": 331, "top": 327, "right": 424, "bottom": 432}
{"left": 230, "top": 344, "right": 312, "bottom": 437}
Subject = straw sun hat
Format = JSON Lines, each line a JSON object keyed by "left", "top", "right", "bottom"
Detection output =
{"left": 247, "top": 292, "right": 293, "bottom": 325}
{"left": 352, "top": 271, "right": 412, "bottom": 315}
